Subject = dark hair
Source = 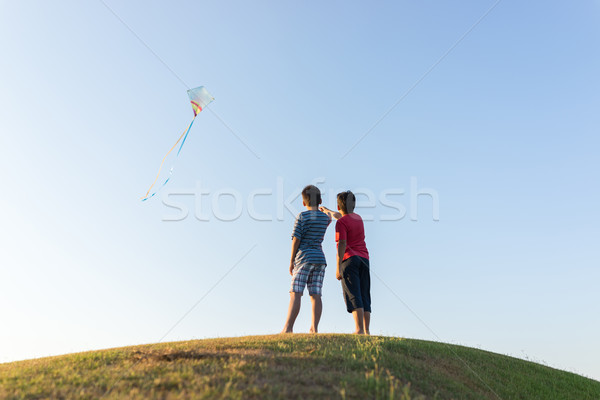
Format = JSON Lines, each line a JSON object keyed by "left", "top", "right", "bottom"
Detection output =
{"left": 301, "top": 185, "right": 322, "bottom": 207}
{"left": 337, "top": 191, "right": 356, "bottom": 214}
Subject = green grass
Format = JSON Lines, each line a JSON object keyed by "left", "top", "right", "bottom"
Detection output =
{"left": 1, "top": 334, "right": 598, "bottom": 399}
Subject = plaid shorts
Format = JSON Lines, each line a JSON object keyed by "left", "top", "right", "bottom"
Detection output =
{"left": 290, "top": 263, "right": 326, "bottom": 296}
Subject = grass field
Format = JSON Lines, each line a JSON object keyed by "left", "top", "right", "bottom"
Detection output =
{"left": 1, "top": 334, "right": 598, "bottom": 399}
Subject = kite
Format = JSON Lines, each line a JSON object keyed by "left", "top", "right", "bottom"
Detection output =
{"left": 142, "top": 86, "right": 214, "bottom": 201}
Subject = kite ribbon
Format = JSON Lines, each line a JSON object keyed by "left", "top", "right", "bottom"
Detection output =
{"left": 141, "top": 117, "right": 196, "bottom": 201}
{"left": 141, "top": 86, "right": 213, "bottom": 202}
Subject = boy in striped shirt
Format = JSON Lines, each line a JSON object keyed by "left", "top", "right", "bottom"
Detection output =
{"left": 281, "top": 185, "right": 331, "bottom": 334}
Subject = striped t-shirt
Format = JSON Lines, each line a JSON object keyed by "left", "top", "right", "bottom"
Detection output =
{"left": 292, "top": 210, "right": 331, "bottom": 266}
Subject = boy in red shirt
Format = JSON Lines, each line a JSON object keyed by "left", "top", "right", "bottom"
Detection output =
{"left": 320, "top": 191, "right": 371, "bottom": 335}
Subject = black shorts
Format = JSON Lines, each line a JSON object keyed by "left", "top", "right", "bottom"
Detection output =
{"left": 340, "top": 256, "right": 371, "bottom": 313}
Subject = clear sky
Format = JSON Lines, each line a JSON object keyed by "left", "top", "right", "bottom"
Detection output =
{"left": 1, "top": 0, "right": 599, "bottom": 382}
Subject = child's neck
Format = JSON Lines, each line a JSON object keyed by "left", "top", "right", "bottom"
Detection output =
{"left": 306, "top": 206, "right": 319, "bottom": 211}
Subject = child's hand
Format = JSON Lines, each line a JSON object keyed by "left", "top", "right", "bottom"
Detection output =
{"left": 336, "top": 268, "right": 342, "bottom": 280}
{"left": 320, "top": 206, "right": 341, "bottom": 220}
{"left": 289, "top": 261, "right": 294, "bottom": 276}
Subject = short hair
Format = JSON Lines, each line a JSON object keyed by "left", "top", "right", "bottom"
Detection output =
{"left": 301, "top": 185, "right": 322, "bottom": 207}
{"left": 337, "top": 191, "right": 356, "bottom": 214}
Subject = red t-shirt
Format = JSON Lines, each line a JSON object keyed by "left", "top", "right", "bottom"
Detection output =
{"left": 335, "top": 213, "right": 369, "bottom": 261}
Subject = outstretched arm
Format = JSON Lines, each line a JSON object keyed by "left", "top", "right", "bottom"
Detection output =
{"left": 319, "top": 206, "right": 342, "bottom": 220}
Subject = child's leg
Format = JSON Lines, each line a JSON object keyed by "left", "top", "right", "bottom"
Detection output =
{"left": 363, "top": 312, "right": 371, "bottom": 335}
{"left": 281, "top": 292, "right": 302, "bottom": 333}
{"left": 309, "top": 294, "right": 322, "bottom": 333}
{"left": 359, "top": 258, "right": 371, "bottom": 335}
{"left": 283, "top": 263, "right": 311, "bottom": 333}
{"left": 341, "top": 257, "right": 365, "bottom": 334}
{"left": 352, "top": 308, "right": 365, "bottom": 334}
{"left": 307, "top": 265, "right": 326, "bottom": 334}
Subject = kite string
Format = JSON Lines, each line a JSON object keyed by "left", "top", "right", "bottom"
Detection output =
{"left": 177, "top": 117, "right": 196, "bottom": 156}
{"left": 142, "top": 117, "right": 196, "bottom": 200}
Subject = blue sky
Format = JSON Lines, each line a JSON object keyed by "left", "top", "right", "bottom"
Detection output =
{"left": 1, "top": 0, "right": 599, "bottom": 382}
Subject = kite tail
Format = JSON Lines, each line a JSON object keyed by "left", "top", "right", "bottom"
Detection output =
{"left": 141, "top": 117, "right": 196, "bottom": 201}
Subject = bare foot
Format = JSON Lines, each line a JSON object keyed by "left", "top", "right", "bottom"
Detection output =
{"left": 309, "top": 327, "right": 318, "bottom": 334}
{"left": 280, "top": 329, "right": 293, "bottom": 334}
{"left": 354, "top": 330, "right": 365, "bottom": 335}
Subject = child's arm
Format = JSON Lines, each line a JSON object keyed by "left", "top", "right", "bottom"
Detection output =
{"left": 319, "top": 206, "right": 342, "bottom": 220}
{"left": 289, "top": 236, "right": 301, "bottom": 275}
{"left": 336, "top": 240, "right": 347, "bottom": 280}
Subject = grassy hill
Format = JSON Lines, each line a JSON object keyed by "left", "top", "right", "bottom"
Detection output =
{"left": 1, "top": 334, "right": 598, "bottom": 399}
